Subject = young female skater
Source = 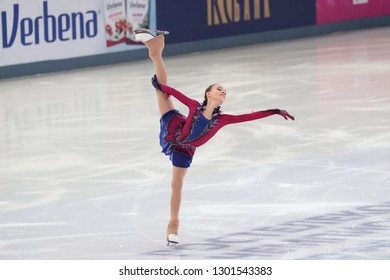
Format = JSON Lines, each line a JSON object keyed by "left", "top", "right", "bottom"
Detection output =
{"left": 135, "top": 29, "right": 295, "bottom": 247}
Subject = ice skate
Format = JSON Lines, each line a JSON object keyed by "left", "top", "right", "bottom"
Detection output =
{"left": 134, "top": 28, "right": 170, "bottom": 42}
{"left": 166, "top": 233, "right": 179, "bottom": 248}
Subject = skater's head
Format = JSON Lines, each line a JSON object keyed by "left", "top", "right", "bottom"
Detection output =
{"left": 203, "top": 84, "right": 227, "bottom": 111}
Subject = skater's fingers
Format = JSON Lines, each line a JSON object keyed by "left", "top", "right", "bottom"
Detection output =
{"left": 280, "top": 110, "right": 295, "bottom": 121}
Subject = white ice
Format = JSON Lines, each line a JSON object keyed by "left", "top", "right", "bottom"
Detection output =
{"left": 0, "top": 27, "right": 390, "bottom": 260}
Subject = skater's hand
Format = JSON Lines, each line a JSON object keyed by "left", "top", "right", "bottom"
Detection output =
{"left": 278, "top": 109, "right": 295, "bottom": 121}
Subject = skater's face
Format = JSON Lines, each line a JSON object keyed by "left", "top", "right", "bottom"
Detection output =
{"left": 205, "top": 84, "right": 227, "bottom": 105}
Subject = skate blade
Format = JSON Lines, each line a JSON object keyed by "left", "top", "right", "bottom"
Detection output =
{"left": 135, "top": 28, "right": 170, "bottom": 35}
{"left": 134, "top": 28, "right": 169, "bottom": 36}
{"left": 166, "top": 240, "right": 179, "bottom": 249}
{"left": 166, "top": 233, "right": 179, "bottom": 249}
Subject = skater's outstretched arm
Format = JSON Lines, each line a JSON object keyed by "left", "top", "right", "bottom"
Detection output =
{"left": 221, "top": 109, "right": 295, "bottom": 125}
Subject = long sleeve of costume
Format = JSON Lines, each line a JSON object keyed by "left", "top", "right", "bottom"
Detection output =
{"left": 152, "top": 75, "right": 198, "bottom": 110}
{"left": 159, "top": 84, "right": 199, "bottom": 109}
{"left": 220, "top": 110, "right": 283, "bottom": 125}
{"left": 186, "top": 110, "right": 283, "bottom": 147}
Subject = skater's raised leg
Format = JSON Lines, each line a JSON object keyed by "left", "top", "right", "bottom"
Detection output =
{"left": 144, "top": 35, "right": 174, "bottom": 116}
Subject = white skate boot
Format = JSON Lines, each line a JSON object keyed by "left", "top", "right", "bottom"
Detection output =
{"left": 134, "top": 28, "right": 170, "bottom": 43}
{"left": 166, "top": 233, "right": 179, "bottom": 248}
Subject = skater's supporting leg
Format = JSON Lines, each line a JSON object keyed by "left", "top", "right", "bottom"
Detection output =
{"left": 167, "top": 166, "right": 187, "bottom": 238}
{"left": 145, "top": 35, "right": 174, "bottom": 116}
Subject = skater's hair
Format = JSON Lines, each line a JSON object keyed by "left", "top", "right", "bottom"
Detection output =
{"left": 202, "top": 84, "right": 221, "bottom": 115}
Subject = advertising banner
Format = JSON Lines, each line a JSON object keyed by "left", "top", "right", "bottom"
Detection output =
{"left": 0, "top": 0, "right": 2, "bottom": 58}
{"left": 104, "top": 0, "right": 127, "bottom": 47}
{"left": 0, "top": 0, "right": 156, "bottom": 67}
{"left": 156, "top": 0, "right": 316, "bottom": 43}
{"left": 126, "top": 0, "right": 150, "bottom": 44}
{"left": 317, "top": 0, "right": 390, "bottom": 24}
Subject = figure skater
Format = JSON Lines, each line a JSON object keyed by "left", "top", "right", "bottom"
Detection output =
{"left": 135, "top": 29, "right": 295, "bottom": 247}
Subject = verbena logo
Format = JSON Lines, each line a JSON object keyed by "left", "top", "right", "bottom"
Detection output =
{"left": 1, "top": 1, "right": 98, "bottom": 48}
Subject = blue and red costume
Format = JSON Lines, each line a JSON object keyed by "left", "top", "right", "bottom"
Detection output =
{"left": 153, "top": 75, "right": 294, "bottom": 168}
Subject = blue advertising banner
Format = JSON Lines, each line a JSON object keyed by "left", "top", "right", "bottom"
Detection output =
{"left": 156, "top": 0, "right": 316, "bottom": 43}
{"left": 0, "top": 0, "right": 158, "bottom": 68}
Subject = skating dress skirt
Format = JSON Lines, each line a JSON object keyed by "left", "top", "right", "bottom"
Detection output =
{"left": 159, "top": 109, "right": 195, "bottom": 168}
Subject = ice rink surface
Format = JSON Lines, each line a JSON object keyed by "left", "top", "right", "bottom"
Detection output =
{"left": 1, "top": 27, "right": 390, "bottom": 260}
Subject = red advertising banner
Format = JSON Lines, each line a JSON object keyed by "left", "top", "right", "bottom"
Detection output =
{"left": 317, "top": 0, "right": 390, "bottom": 24}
